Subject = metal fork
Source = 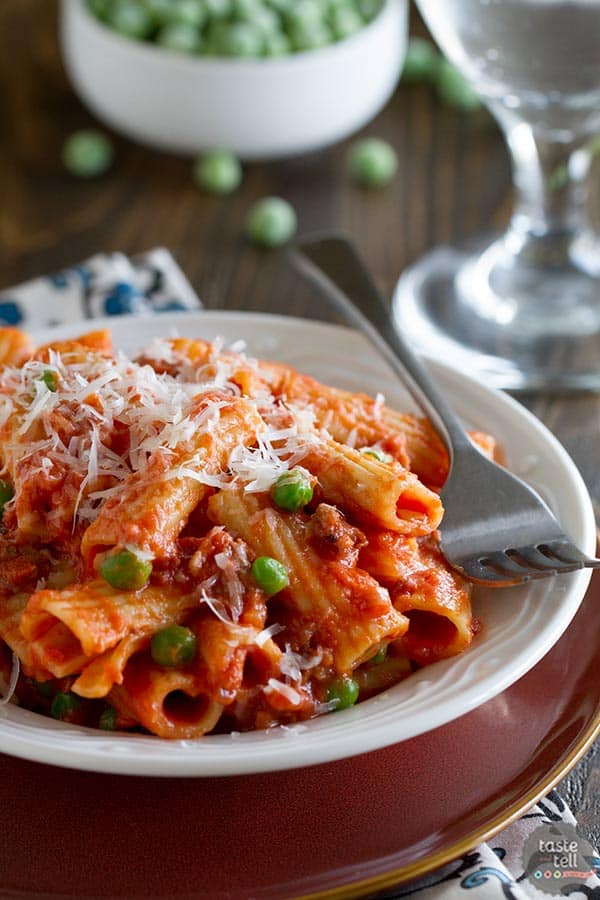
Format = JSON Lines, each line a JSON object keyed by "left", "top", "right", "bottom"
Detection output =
{"left": 291, "top": 234, "right": 600, "bottom": 586}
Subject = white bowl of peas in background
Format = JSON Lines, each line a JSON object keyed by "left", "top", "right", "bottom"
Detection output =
{"left": 60, "top": 0, "right": 408, "bottom": 160}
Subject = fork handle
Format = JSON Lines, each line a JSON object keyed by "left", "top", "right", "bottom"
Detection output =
{"left": 291, "top": 234, "right": 474, "bottom": 456}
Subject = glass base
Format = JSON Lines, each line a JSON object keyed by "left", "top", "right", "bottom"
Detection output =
{"left": 392, "top": 240, "right": 600, "bottom": 392}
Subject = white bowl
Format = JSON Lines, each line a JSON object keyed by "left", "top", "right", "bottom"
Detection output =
{"left": 59, "top": 0, "right": 408, "bottom": 160}
{"left": 0, "top": 311, "right": 594, "bottom": 777}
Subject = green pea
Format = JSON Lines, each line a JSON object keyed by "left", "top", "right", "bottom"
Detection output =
{"left": 436, "top": 59, "right": 482, "bottom": 112}
{"left": 355, "top": 650, "right": 411, "bottom": 694}
{"left": 289, "top": 21, "right": 332, "bottom": 51}
{"left": 50, "top": 692, "right": 81, "bottom": 721}
{"left": 86, "top": 0, "right": 113, "bottom": 21}
{"left": 326, "top": 675, "right": 359, "bottom": 710}
{"left": 348, "top": 137, "right": 398, "bottom": 188}
{"left": 368, "top": 645, "right": 387, "bottom": 666}
{"left": 156, "top": 22, "right": 202, "bottom": 53}
{"left": 355, "top": 0, "right": 383, "bottom": 20}
{"left": 99, "top": 548, "right": 152, "bottom": 590}
{"left": 107, "top": 1, "right": 154, "bottom": 39}
{"left": 246, "top": 5, "right": 281, "bottom": 34}
{"left": 193, "top": 149, "right": 243, "bottom": 194}
{"left": 285, "top": 0, "right": 324, "bottom": 31}
{"left": 271, "top": 468, "right": 313, "bottom": 512}
{"left": 151, "top": 625, "right": 197, "bottom": 667}
{"left": 62, "top": 129, "right": 115, "bottom": 179}
{"left": 231, "top": 0, "right": 263, "bottom": 19}
{"left": 266, "top": 0, "right": 291, "bottom": 12}
{"left": 166, "top": 0, "right": 208, "bottom": 28}
{"left": 203, "top": 20, "right": 227, "bottom": 53}
{"left": 359, "top": 446, "right": 392, "bottom": 463}
{"left": 149, "top": 0, "right": 208, "bottom": 27}
{"left": 262, "top": 30, "right": 291, "bottom": 56}
{"left": 99, "top": 705, "right": 118, "bottom": 730}
{"left": 0, "top": 480, "right": 15, "bottom": 517}
{"left": 327, "top": 0, "right": 356, "bottom": 24}
{"left": 251, "top": 556, "right": 289, "bottom": 596}
{"left": 246, "top": 197, "right": 297, "bottom": 247}
{"left": 329, "top": 6, "right": 364, "bottom": 39}
{"left": 327, "top": 0, "right": 353, "bottom": 12}
{"left": 226, "top": 21, "right": 265, "bottom": 56}
{"left": 210, "top": 21, "right": 264, "bottom": 55}
{"left": 401, "top": 37, "right": 440, "bottom": 84}
{"left": 204, "top": 0, "right": 232, "bottom": 17}
{"left": 40, "top": 369, "right": 58, "bottom": 392}
{"left": 144, "top": 0, "right": 175, "bottom": 25}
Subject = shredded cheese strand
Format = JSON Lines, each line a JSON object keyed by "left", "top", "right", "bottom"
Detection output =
{"left": 0, "top": 654, "right": 19, "bottom": 707}
{"left": 0, "top": 339, "right": 318, "bottom": 528}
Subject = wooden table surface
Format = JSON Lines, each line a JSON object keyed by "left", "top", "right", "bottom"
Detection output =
{"left": 0, "top": 0, "right": 598, "bottom": 874}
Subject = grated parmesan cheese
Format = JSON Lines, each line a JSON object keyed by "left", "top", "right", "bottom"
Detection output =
{"left": 214, "top": 547, "right": 248, "bottom": 623}
{"left": 264, "top": 678, "right": 303, "bottom": 707}
{"left": 228, "top": 421, "right": 317, "bottom": 493}
{"left": 254, "top": 622, "right": 285, "bottom": 648}
{"left": 279, "top": 645, "right": 323, "bottom": 683}
{"left": 0, "top": 338, "right": 319, "bottom": 529}
{"left": 373, "top": 392, "right": 385, "bottom": 421}
{"left": 198, "top": 588, "right": 235, "bottom": 626}
{"left": 0, "top": 654, "right": 19, "bottom": 707}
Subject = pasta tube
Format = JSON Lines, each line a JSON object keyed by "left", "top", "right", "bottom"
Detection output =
{"left": 300, "top": 435, "right": 443, "bottom": 535}
{"left": 19, "top": 582, "right": 199, "bottom": 680}
{"left": 208, "top": 489, "right": 409, "bottom": 673}
{"left": 81, "top": 394, "right": 262, "bottom": 565}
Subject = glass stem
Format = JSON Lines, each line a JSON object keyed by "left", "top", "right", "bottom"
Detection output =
{"left": 492, "top": 110, "right": 592, "bottom": 269}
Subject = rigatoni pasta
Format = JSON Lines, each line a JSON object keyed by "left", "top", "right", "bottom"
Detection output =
{"left": 0, "top": 327, "right": 484, "bottom": 739}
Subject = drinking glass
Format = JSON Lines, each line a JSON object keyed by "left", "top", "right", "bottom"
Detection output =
{"left": 393, "top": 0, "right": 600, "bottom": 391}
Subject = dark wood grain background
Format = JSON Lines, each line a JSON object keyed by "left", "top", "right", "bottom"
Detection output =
{"left": 0, "top": 0, "right": 598, "bottom": 867}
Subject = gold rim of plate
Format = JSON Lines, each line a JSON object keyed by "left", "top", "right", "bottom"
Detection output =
{"left": 299, "top": 709, "right": 600, "bottom": 900}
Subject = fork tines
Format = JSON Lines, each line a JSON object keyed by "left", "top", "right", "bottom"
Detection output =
{"left": 462, "top": 540, "right": 600, "bottom": 584}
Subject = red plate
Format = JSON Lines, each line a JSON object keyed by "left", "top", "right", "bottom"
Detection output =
{"left": 2, "top": 570, "right": 599, "bottom": 900}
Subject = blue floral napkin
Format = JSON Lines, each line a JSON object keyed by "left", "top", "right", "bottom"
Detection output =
{"left": 375, "top": 791, "right": 600, "bottom": 899}
{"left": 1, "top": 249, "right": 598, "bottom": 900}
{"left": 0, "top": 247, "right": 201, "bottom": 329}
